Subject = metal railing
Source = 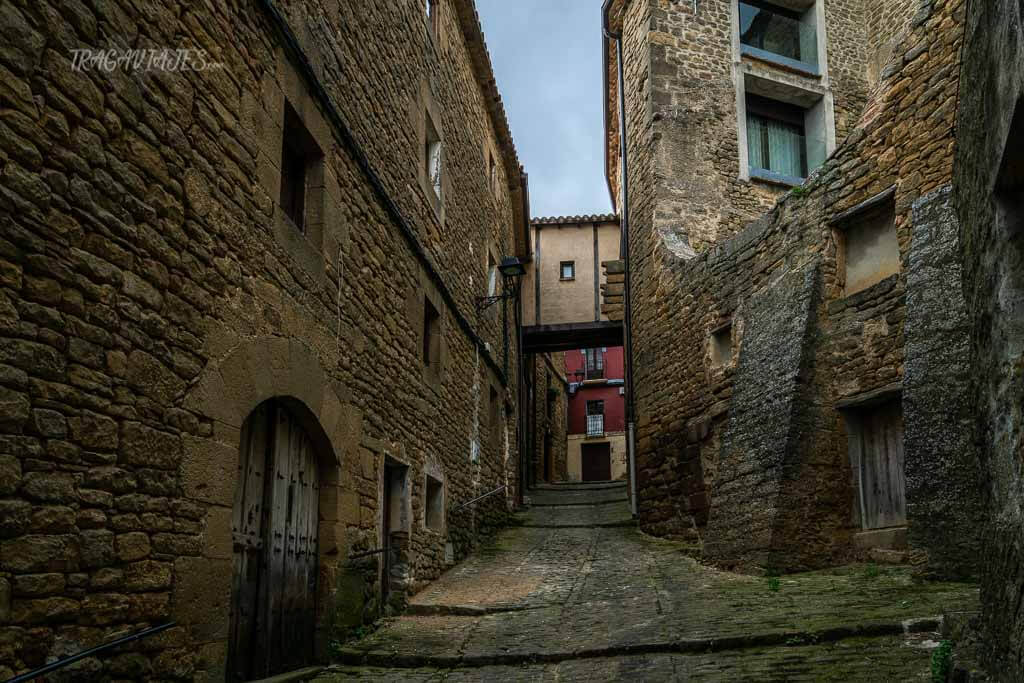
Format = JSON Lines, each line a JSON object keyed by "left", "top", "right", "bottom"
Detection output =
{"left": 453, "top": 484, "right": 507, "bottom": 512}
{"left": 586, "top": 414, "right": 605, "bottom": 437}
{"left": 7, "top": 622, "right": 175, "bottom": 683}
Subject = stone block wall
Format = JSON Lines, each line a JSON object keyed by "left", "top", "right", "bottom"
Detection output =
{"left": 528, "top": 353, "right": 569, "bottom": 485}
{"left": 0, "top": 0, "right": 526, "bottom": 679}
{"left": 956, "top": 0, "right": 1024, "bottom": 677}
{"left": 625, "top": 0, "right": 874, "bottom": 254}
{"left": 619, "top": 0, "right": 976, "bottom": 573}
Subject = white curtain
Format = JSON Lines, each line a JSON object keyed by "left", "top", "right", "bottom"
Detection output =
{"left": 747, "top": 113, "right": 767, "bottom": 171}
{"left": 767, "top": 119, "right": 803, "bottom": 178}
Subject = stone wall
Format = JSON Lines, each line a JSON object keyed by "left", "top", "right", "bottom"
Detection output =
{"left": 528, "top": 353, "right": 569, "bottom": 485}
{"left": 617, "top": 0, "right": 976, "bottom": 573}
{"left": 955, "top": 0, "right": 1024, "bottom": 677}
{"left": 0, "top": 0, "right": 526, "bottom": 679}
{"left": 863, "top": 0, "right": 926, "bottom": 86}
{"left": 619, "top": 0, "right": 874, "bottom": 254}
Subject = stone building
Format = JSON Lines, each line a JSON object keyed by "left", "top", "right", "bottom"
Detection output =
{"left": 525, "top": 352, "right": 569, "bottom": 486}
{"left": 522, "top": 215, "right": 620, "bottom": 329}
{"left": 0, "top": 0, "right": 532, "bottom": 680}
{"left": 956, "top": 0, "right": 1024, "bottom": 677}
{"left": 603, "top": 0, "right": 983, "bottom": 576}
{"left": 564, "top": 347, "right": 628, "bottom": 482}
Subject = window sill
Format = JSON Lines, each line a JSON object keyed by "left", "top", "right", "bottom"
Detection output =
{"left": 740, "top": 45, "right": 820, "bottom": 78}
{"left": 559, "top": 277, "right": 575, "bottom": 282}
{"left": 750, "top": 167, "right": 805, "bottom": 188}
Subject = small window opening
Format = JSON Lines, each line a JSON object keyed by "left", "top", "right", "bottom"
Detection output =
{"left": 586, "top": 400, "right": 604, "bottom": 437}
{"left": 424, "top": 474, "right": 444, "bottom": 532}
{"left": 488, "top": 152, "right": 497, "bottom": 194}
{"left": 425, "top": 118, "right": 442, "bottom": 200}
{"left": 710, "top": 324, "right": 733, "bottom": 366}
{"left": 584, "top": 348, "right": 604, "bottom": 380}
{"left": 423, "top": 297, "right": 440, "bottom": 367}
{"left": 280, "top": 101, "right": 321, "bottom": 231}
{"left": 487, "top": 252, "right": 498, "bottom": 296}
{"left": 746, "top": 94, "right": 808, "bottom": 181}
{"left": 839, "top": 197, "right": 899, "bottom": 296}
{"left": 560, "top": 261, "right": 575, "bottom": 281}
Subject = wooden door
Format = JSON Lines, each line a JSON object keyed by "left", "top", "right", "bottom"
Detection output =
{"left": 855, "top": 401, "right": 906, "bottom": 529}
{"left": 581, "top": 442, "right": 612, "bottom": 482}
{"left": 229, "top": 400, "right": 320, "bottom": 681}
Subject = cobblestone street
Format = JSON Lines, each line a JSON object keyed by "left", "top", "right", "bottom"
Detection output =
{"left": 317, "top": 482, "right": 978, "bottom": 681}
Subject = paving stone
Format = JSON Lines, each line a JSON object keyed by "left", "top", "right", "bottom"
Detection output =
{"left": 332, "top": 484, "right": 977, "bottom": 679}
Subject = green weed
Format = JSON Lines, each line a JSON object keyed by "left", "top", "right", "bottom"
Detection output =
{"left": 930, "top": 640, "right": 953, "bottom": 682}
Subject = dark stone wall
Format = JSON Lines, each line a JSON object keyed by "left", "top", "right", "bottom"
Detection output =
{"left": 0, "top": 0, "right": 526, "bottom": 678}
{"left": 622, "top": 0, "right": 977, "bottom": 575}
{"left": 703, "top": 263, "right": 822, "bottom": 570}
{"left": 955, "top": 0, "right": 1024, "bottom": 677}
{"left": 902, "top": 186, "right": 983, "bottom": 580}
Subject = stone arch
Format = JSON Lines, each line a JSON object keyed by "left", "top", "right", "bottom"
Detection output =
{"left": 173, "top": 336, "right": 360, "bottom": 676}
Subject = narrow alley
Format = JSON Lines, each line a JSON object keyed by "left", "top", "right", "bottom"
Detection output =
{"left": 317, "top": 482, "right": 978, "bottom": 681}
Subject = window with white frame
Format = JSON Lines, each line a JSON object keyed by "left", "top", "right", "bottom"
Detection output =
{"left": 487, "top": 251, "right": 498, "bottom": 296}
{"left": 746, "top": 94, "right": 808, "bottom": 181}
{"left": 738, "top": 0, "right": 819, "bottom": 73}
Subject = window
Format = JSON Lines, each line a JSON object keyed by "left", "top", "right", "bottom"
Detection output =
{"left": 710, "top": 324, "right": 733, "bottom": 367}
{"left": 426, "top": 0, "right": 438, "bottom": 36}
{"left": 280, "top": 101, "right": 322, "bottom": 231}
{"left": 560, "top": 261, "right": 575, "bottom": 281}
{"left": 488, "top": 151, "right": 497, "bottom": 194}
{"left": 424, "top": 474, "right": 444, "bottom": 532}
{"left": 422, "top": 297, "right": 440, "bottom": 367}
{"left": 487, "top": 251, "right": 498, "bottom": 296}
{"left": 584, "top": 348, "right": 604, "bottom": 380}
{"left": 837, "top": 193, "right": 899, "bottom": 296}
{"left": 425, "top": 122, "right": 442, "bottom": 201}
{"left": 746, "top": 94, "right": 807, "bottom": 181}
{"left": 586, "top": 400, "right": 604, "bottom": 437}
{"left": 739, "top": 0, "right": 818, "bottom": 71}
{"left": 846, "top": 400, "right": 906, "bottom": 530}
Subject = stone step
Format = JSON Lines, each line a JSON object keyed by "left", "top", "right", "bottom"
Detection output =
{"left": 531, "top": 480, "right": 627, "bottom": 491}
{"left": 328, "top": 619, "right": 944, "bottom": 671}
{"left": 519, "top": 501, "right": 633, "bottom": 527}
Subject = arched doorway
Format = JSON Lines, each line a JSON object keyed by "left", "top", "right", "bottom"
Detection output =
{"left": 228, "top": 398, "right": 321, "bottom": 681}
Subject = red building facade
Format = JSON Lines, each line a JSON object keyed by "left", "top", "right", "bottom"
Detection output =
{"left": 564, "top": 347, "right": 627, "bottom": 481}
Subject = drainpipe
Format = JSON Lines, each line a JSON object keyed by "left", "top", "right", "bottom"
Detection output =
{"left": 517, "top": 170, "right": 532, "bottom": 508}
{"left": 603, "top": 1, "right": 638, "bottom": 517}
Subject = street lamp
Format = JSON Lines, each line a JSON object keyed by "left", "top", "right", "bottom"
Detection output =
{"left": 475, "top": 256, "right": 526, "bottom": 312}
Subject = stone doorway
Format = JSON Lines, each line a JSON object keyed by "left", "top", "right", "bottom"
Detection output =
{"left": 382, "top": 458, "right": 411, "bottom": 612}
{"left": 581, "top": 442, "right": 612, "bottom": 481}
{"left": 228, "top": 399, "right": 321, "bottom": 681}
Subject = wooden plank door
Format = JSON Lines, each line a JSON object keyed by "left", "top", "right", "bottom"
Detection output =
{"left": 229, "top": 400, "right": 320, "bottom": 681}
{"left": 857, "top": 402, "right": 906, "bottom": 529}
{"left": 581, "top": 442, "right": 612, "bottom": 481}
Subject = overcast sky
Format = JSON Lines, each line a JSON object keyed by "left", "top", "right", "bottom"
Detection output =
{"left": 477, "top": 0, "right": 612, "bottom": 219}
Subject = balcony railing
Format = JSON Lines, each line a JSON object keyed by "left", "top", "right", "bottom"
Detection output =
{"left": 585, "top": 366, "right": 604, "bottom": 380}
{"left": 739, "top": 2, "right": 818, "bottom": 72}
{"left": 586, "top": 414, "right": 604, "bottom": 437}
